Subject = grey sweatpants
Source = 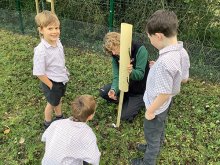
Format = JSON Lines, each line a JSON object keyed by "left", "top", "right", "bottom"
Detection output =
{"left": 99, "top": 83, "right": 145, "bottom": 121}
{"left": 143, "top": 107, "right": 170, "bottom": 165}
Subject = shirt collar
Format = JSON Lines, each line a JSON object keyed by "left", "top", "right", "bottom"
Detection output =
{"left": 159, "top": 41, "right": 183, "bottom": 56}
{"left": 41, "top": 38, "right": 60, "bottom": 48}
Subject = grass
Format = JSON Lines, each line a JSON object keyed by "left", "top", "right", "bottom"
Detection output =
{"left": 0, "top": 29, "right": 220, "bottom": 165}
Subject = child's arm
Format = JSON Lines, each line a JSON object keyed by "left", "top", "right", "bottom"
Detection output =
{"left": 82, "top": 133, "right": 101, "bottom": 165}
{"left": 145, "top": 93, "right": 171, "bottom": 120}
{"left": 130, "top": 46, "right": 148, "bottom": 80}
{"left": 37, "top": 75, "right": 53, "bottom": 89}
{"left": 181, "top": 50, "right": 190, "bottom": 83}
{"left": 181, "top": 79, "right": 188, "bottom": 83}
{"left": 111, "top": 57, "right": 119, "bottom": 94}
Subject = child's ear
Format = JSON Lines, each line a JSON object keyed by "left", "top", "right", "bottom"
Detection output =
{"left": 155, "top": 33, "right": 164, "bottom": 41}
{"left": 87, "top": 113, "right": 94, "bottom": 121}
{"left": 38, "top": 27, "right": 43, "bottom": 34}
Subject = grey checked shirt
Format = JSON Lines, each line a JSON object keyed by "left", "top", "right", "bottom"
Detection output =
{"left": 144, "top": 41, "right": 190, "bottom": 115}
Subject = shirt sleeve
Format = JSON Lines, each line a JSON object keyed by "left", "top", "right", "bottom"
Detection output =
{"left": 81, "top": 132, "right": 101, "bottom": 165}
{"left": 111, "top": 57, "right": 119, "bottom": 94}
{"left": 41, "top": 122, "right": 56, "bottom": 142}
{"left": 130, "top": 46, "right": 148, "bottom": 80}
{"left": 41, "top": 127, "right": 49, "bottom": 142}
{"left": 181, "top": 50, "right": 190, "bottom": 80}
{"left": 33, "top": 46, "right": 46, "bottom": 76}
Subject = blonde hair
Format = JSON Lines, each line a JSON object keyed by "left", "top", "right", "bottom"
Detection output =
{"left": 35, "top": 10, "right": 60, "bottom": 28}
{"left": 103, "top": 32, "right": 120, "bottom": 55}
{"left": 71, "top": 95, "right": 97, "bottom": 122}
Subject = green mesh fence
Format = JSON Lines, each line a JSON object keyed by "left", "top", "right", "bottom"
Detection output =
{"left": 0, "top": 0, "right": 219, "bottom": 82}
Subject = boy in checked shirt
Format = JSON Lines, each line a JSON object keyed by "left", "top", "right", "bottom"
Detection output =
{"left": 131, "top": 10, "right": 190, "bottom": 165}
{"left": 41, "top": 95, "right": 101, "bottom": 165}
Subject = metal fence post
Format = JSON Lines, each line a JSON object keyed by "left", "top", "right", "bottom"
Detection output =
{"left": 41, "top": 0, "right": 46, "bottom": 10}
{"left": 16, "top": 0, "right": 24, "bottom": 34}
{"left": 109, "top": 0, "right": 114, "bottom": 32}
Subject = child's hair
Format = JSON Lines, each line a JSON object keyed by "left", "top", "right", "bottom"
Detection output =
{"left": 146, "top": 10, "right": 178, "bottom": 37}
{"left": 71, "top": 95, "right": 97, "bottom": 122}
{"left": 35, "top": 10, "right": 60, "bottom": 28}
{"left": 103, "top": 32, "right": 120, "bottom": 55}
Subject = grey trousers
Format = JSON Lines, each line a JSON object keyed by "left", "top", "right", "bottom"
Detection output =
{"left": 99, "top": 84, "right": 145, "bottom": 121}
{"left": 143, "top": 107, "right": 170, "bottom": 165}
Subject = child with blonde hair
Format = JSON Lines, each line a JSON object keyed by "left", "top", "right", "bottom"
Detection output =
{"left": 100, "top": 32, "right": 150, "bottom": 122}
{"left": 33, "top": 10, "right": 69, "bottom": 129}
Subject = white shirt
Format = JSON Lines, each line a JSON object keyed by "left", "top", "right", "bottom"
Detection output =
{"left": 144, "top": 41, "right": 190, "bottom": 115}
{"left": 41, "top": 119, "right": 101, "bottom": 165}
{"left": 33, "top": 39, "right": 69, "bottom": 84}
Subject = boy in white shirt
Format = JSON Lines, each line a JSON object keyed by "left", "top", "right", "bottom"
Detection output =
{"left": 33, "top": 10, "right": 69, "bottom": 129}
{"left": 42, "top": 95, "right": 101, "bottom": 165}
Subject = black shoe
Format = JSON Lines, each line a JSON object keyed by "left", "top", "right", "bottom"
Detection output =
{"left": 125, "top": 114, "right": 137, "bottom": 123}
{"left": 83, "top": 161, "right": 89, "bottom": 165}
{"left": 53, "top": 114, "right": 64, "bottom": 121}
{"left": 136, "top": 143, "right": 147, "bottom": 152}
{"left": 131, "top": 158, "right": 145, "bottom": 165}
{"left": 44, "top": 121, "right": 52, "bottom": 129}
{"left": 127, "top": 117, "right": 134, "bottom": 123}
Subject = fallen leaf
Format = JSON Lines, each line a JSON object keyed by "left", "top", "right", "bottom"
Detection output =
{"left": 4, "top": 128, "right": 10, "bottom": 134}
{"left": 19, "top": 137, "right": 25, "bottom": 144}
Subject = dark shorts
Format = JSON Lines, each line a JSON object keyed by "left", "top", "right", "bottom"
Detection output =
{"left": 41, "top": 81, "right": 67, "bottom": 106}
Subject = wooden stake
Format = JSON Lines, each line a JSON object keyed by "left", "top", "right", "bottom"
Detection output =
{"left": 35, "top": 0, "right": 39, "bottom": 14}
{"left": 50, "top": 0, "right": 55, "bottom": 13}
{"left": 116, "top": 92, "right": 124, "bottom": 127}
{"left": 116, "top": 23, "right": 133, "bottom": 127}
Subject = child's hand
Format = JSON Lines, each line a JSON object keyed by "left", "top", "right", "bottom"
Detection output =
{"left": 149, "top": 60, "right": 155, "bottom": 68}
{"left": 127, "top": 64, "right": 133, "bottom": 74}
{"left": 145, "top": 110, "right": 155, "bottom": 120}
{"left": 108, "top": 89, "right": 117, "bottom": 100}
{"left": 49, "top": 82, "right": 53, "bottom": 90}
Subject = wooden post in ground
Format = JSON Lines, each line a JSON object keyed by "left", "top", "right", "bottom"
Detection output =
{"left": 116, "top": 23, "right": 133, "bottom": 127}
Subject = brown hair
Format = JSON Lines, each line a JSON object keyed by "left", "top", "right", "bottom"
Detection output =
{"left": 35, "top": 10, "right": 60, "bottom": 28}
{"left": 103, "top": 32, "right": 120, "bottom": 55}
{"left": 71, "top": 95, "right": 97, "bottom": 122}
{"left": 146, "top": 10, "right": 178, "bottom": 37}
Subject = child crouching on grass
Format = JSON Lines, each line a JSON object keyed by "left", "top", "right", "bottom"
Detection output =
{"left": 41, "top": 95, "right": 101, "bottom": 165}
